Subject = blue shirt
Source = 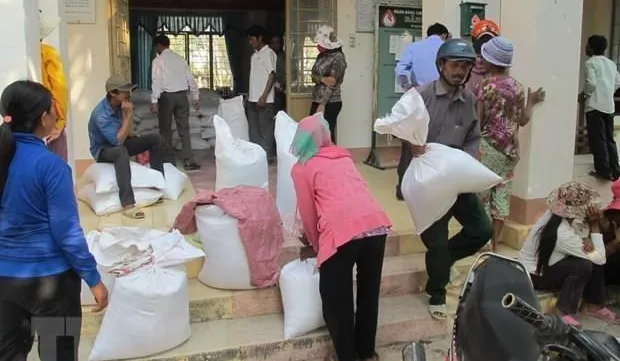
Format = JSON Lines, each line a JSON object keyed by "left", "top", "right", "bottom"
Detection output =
{"left": 395, "top": 35, "right": 444, "bottom": 87}
{"left": 0, "top": 133, "right": 100, "bottom": 287}
{"left": 89, "top": 98, "right": 122, "bottom": 159}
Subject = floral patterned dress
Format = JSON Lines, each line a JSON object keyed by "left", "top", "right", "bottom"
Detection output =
{"left": 476, "top": 75, "right": 526, "bottom": 220}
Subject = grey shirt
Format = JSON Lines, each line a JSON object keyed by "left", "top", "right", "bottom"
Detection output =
{"left": 418, "top": 80, "right": 481, "bottom": 157}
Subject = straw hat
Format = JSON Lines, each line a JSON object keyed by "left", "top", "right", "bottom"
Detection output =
{"left": 547, "top": 181, "right": 600, "bottom": 220}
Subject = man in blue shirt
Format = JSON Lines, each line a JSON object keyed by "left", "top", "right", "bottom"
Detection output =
{"left": 394, "top": 23, "right": 450, "bottom": 200}
{"left": 88, "top": 76, "right": 166, "bottom": 219}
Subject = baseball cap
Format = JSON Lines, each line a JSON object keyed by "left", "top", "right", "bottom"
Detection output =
{"left": 105, "top": 75, "right": 137, "bottom": 93}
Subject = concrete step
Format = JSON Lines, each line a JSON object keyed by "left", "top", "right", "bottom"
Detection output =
{"left": 69, "top": 294, "right": 449, "bottom": 361}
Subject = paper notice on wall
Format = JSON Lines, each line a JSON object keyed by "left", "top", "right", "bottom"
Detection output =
{"left": 389, "top": 35, "right": 400, "bottom": 55}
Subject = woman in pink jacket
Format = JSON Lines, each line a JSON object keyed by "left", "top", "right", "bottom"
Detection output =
{"left": 291, "top": 113, "right": 392, "bottom": 361}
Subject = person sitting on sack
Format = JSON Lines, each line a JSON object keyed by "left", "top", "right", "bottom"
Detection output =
{"left": 519, "top": 181, "right": 619, "bottom": 327}
{"left": 291, "top": 113, "right": 392, "bottom": 361}
{"left": 88, "top": 76, "right": 166, "bottom": 219}
{"left": 413, "top": 38, "right": 492, "bottom": 320}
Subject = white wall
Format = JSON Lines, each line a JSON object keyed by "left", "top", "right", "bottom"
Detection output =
{"left": 67, "top": 0, "right": 111, "bottom": 160}
{"left": 336, "top": 0, "right": 501, "bottom": 149}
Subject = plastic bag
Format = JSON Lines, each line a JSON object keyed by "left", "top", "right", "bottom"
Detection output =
{"left": 217, "top": 95, "right": 249, "bottom": 141}
{"left": 213, "top": 115, "right": 268, "bottom": 190}
{"left": 402, "top": 143, "right": 502, "bottom": 233}
{"left": 280, "top": 258, "right": 325, "bottom": 339}
{"left": 195, "top": 205, "right": 255, "bottom": 290}
{"left": 274, "top": 111, "right": 301, "bottom": 236}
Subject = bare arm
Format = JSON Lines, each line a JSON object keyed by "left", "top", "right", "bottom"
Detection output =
{"left": 117, "top": 102, "right": 133, "bottom": 144}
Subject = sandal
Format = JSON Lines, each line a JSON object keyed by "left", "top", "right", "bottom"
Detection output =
{"left": 560, "top": 314, "right": 582, "bottom": 328}
{"left": 582, "top": 307, "right": 620, "bottom": 325}
{"left": 428, "top": 304, "right": 448, "bottom": 321}
{"left": 122, "top": 206, "right": 145, "bottom": 219}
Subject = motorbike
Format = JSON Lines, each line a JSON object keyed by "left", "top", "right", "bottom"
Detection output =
{"left": 402, "top": 252, "right": 620, "bottom": 361}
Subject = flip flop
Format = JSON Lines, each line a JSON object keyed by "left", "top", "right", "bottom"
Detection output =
{"left": 122, "top": 206, "right": 145, "bottom": 219}
{"left": 583, "top": 307, "right": 620, "bottom": 325}
{"left": 560, "top": 314, "right": 582, "bottom": 328}
{"left": 428, "top": 304, "right": 448, "bottom": 321}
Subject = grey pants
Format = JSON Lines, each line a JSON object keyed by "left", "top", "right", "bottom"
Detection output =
{"left": 98, "top": 134, "right": 165, "bottom": 207}
{"left": 158, "top": 91, "right": 192, "bottom": 161}
{"left": 246, "top": 102, "right": 276, "bottom": 158}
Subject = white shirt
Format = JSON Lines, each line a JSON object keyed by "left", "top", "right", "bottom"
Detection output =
{"left": 151, "top": 49, "right": 199, "bottom": 104}
{"left": 248, "top": 45, "right": 277, "bottom": 103}
{"left": 584, "top": 55, "right": 620, "bottom": 114}
{"left": 519, "top": 211, "right": 606, "bottom": 276}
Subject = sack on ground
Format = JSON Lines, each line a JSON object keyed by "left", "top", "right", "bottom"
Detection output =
{"left": 280, "top": 258, "right": 325, "bottom": 339}
{"left": 213, "top": 115, "right": 268, "bottom": 190}
{"left": 401, "top": 143, "right": 502, "bottom": 234}
{"left": 274, "top": 111, "right": 300, "bottom": 236}
{"left": 162, "top": 163, "right": 189, "bottom": 200}
{"left": 373, "top": 87, "right": 429, "bottom": 146}
{"left": 195, "top": 205, "right": 255, "bottom": 290}
{"left": 77, "top": 184, "right": 163, "bottom": 216}
{"left": 88, "top": 266, "right": 190, "bottom": 361}
{"left": 78, "top": 161, "right": 166, "bottom": 194}
{"left": 218, "top": 95, "right": 249, "bottom": 141}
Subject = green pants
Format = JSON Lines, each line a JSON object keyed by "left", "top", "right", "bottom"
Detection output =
{"left": 420, "top": 193, "right": 492, "bottom": 305}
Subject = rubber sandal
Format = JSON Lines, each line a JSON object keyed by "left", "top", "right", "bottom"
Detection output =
{"left": 122, "top": 206, "right": 145, "bottom": 219}
{"left": 428, "top": 304, "right": 448, "bottom": 321}
{"left": 561, "top": 314, "right": 582, "bottom": 328}
{"left": 583, "top": 307, "right": 620, "bottom": 325}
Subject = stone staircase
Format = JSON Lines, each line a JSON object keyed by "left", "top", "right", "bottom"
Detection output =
{"left": 39, "top": 224, "right": 540, "bottom": 361}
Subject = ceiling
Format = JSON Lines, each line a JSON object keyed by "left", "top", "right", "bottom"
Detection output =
{"left": 130, "top": 0, "right": 284, "bottom": 11}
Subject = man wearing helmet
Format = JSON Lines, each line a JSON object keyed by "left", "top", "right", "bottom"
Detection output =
{"left": 413, "top": 38, "right": 493, "bottom": 320}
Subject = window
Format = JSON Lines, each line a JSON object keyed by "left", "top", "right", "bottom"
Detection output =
{"left": 157, "top": 25, "right": 233, "bottom": 90}
{"left": 287, "top": 0, "right": 337, "bottom": 94}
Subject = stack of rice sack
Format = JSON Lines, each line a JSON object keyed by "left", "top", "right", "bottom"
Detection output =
{"left": 132, "top": 89, "right": 220, "bottom": 151}
{"left": 76, "top": 162, "right": 189, "bottom": 216}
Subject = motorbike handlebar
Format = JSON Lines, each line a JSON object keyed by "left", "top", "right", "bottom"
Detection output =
{"left": 501, "top": 293, "right": 570, "bottom": 339}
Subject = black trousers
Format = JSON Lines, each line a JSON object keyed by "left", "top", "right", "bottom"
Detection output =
{"left": 420, "top": 193, "right": 492, "bottom": 305}
{"left": 310, "top": 101, "right": 343, "bottom": 144}
{"left": 98, "top": 134, "right": 165, "bottom": 207}
{"left": 158, "top": 90, "right": 193, "bottom": 161}
{"left": 586, "top": 110, "right": 620, "bottom": 179}
{"left": 319, "top": 235, "right": 387, "bottom": 361}
{"left": 396, "top": 140, "right": 413, "bottom": 193}
{"left": 531, "top": 257, "right": 605, "bottom": 315}
{"left": 605, "top": 252, "right": 620, "bottom": 285}
{"left": 0, "top": 270, "right": 82, "bottom": 361}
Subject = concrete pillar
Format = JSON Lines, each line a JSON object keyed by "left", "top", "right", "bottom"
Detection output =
{"left": 502, "top": 0, "right": 584, "bottom": 224}
{"left": 39, "top": 0, "right": 76, "bottom": 176}
{"left": 0, "top": 0, "right": 41, "bottom": 91}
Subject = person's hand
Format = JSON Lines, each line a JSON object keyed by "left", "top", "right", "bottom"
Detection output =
{"left": 585, "top": 205, "right": 602, "bottom": 227}
{"left": 316, "top": 103, "right": 326, "bottom": 114}
{"left": 122, "top": 101, "right": 134, "bottom": 116}
{"left": 300, "top": 245, "right": 317, "bottom": 260}
{"left": 411, "top": 144, "right": 427, "bottom": 158}
{"left": 527, "top": 87, "right": 546, "bottom": 105}
{"left": 299, "top": 233, "right": 310, "bottom": 247}
{"left": 45, "top": 128, "right": 62, "bottom": 143}
{"left": 257, "top": 95, "right": 267, "bottom": 108}
{"left": 192, "top": 100, "right": 200, "bottom": 111}
{"left": 583, "top": 238, "right": 595, "bottom": 253}
{"left": 150, "top": 103, "right": 158, "bottom": 115}
{"left": 90, "top": 282, "right": 109, "bottom": 313}
{"left": 321, "top": 76, "right": 337, "bottom": 87}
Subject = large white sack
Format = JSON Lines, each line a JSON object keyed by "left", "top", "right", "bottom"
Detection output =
{"left": 373, "top": 87, "right": 429, "bottom": 146}
{"left": 77, "top": 184, "right": 163, "bottom": 216}
{"left": 274, "top": 111, "right": 300, "bottom": 235}
{"left": 280, "top": 259, "right": 325, "bottom": 339}
{"left": 213, "top": 115, "right": 268, "bottom": 190}
{"left": 218, "top": 95, "right": 249, "bottom": 141}
{"left": 195, "top": 205, "right": 256, "bottom": 290}
{"left": 162, "top": 163, "right": 189, "bottom": 200}
{"left": 78, "top": 161, "right": 166, "bottom": 195}
{"left": 401, "top": 143, "right": 502, "bottom": 234}
{"left": 88, "top": 266, "right": 190, "bottom": 361}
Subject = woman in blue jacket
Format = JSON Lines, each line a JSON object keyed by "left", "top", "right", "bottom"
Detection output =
{"left": 0, "top": 80, "right": 108, "bottom": 361}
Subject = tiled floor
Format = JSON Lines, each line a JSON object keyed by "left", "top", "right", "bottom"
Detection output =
{"left": 76, "top": 150, "right": 610, "bottom": 236}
